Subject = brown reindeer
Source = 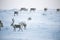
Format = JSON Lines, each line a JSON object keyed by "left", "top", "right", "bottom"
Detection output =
{"left": 20, "top": 8, "right": 28, "bottom": 11}
{"left": 30, "top": 8, "right": 36, "bottom": 12}
{"left": 11, "top": 18, "right": 22, "bottom": 31}
{"left": 11, "top": 23, "right": 23, "bottom": 31}
{"left": 11, "top": 18, "right": 27, "bottom": 31}
{"left": 0, "top": 20, "right": 3, "bottom": 31}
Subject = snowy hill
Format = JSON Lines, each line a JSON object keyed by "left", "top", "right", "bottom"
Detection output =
{"left": 0, "top": 9, "right": 60, "bottom": 40}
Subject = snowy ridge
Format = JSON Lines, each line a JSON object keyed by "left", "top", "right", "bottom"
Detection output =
{"left": 0, "top": 9, "right": 60, "bottom": 40}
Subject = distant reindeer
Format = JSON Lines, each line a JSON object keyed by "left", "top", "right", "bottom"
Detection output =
{"left": 56, "top": 9, "right": 60, "bottom": 12}
{"left": 44, "top": 8, "right": 48, "bottom": 11}
{"left": 20, "top": 8, "right": 28, "bottom": 11}
{"left": 0, "top": 20, "right": 3, "bottom": 31}
{"left": 30, "top": 8, "right": 36, "bottom": 12}
{"left": 14, "top": 11, "right": 18, "bottom": 16}
{"left": 28, "top": 17, "right": 32, "bottom": 20}
{"left": 42, "top": 8, "right": 48, "bottom": 16}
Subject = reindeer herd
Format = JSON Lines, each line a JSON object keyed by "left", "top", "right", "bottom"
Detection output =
{"left": 0, "top": 8, "right": 60, "bottom": 31}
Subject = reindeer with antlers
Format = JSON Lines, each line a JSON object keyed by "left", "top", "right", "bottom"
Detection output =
{"left": 11, "top": 18, "right": 27, "bottom": 31}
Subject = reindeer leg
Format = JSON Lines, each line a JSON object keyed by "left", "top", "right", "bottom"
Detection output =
{"left": 17, "top": 13, "right": 18, "bottom": 15}
{"left": 18, "top": 28, "right": 20, "bottom": 31}
{"left": 14, "top": 27, "right": 16, "bottom": 31}
{"left": 24, "top": 24, "right": 26, "bottom": 30}
{"left": 19, "top": 27, "right": 23, "bottom": 31}
{"left": 0, "top": 27, "right": 1, "bottom": 31}
{"left": 14, "top": 14, "right": 15, "bottom": 16}
{"left": 24, "top": 26, "right": 26, "bottom": 30}
{"left": 20, "top": 27, "right": 23, "bottom": 31}
{"left": 18, "top": 27, "right": 22, "bottom": 31}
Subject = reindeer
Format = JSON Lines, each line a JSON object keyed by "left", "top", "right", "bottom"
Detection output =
{"left": 56, "top": 9, "right": 60, "bottom": 12}
{"left": 0, "top": 20, "right": 3, "bottom": 31}
{"left": 14, "top": 11, "right": 18, "bottom": 16}
{"left": 20, "top": 8, "right": 28, "bottom": 11}
{"left": 11, "top": 18, "right": 27, "bottom": 31}
{"left": 44, "top": 8, "right": 48, "bottom": 11}
{"left": 11, "top": 18, "right": 22, "bottom": 31}
{"left": 28, "top": 17, "right": 32, "bottom": 20}
{"left": 30, "top": 8, "right": 36, "bottom": 12}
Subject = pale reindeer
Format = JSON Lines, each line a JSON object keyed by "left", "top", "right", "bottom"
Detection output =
{"left": 0, "top": 20, "right": 3, "bottom": 31}
{"left": 19, "top": 22, "right": 27, "bottom": 30}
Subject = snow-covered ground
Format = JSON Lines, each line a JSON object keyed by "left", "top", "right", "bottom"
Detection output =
{"left": 0, "top": 9, "right": 60, "bottom": 40}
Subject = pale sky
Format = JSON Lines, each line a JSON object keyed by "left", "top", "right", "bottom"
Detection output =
{"left": 0, "top": 0, "right": 60, "bottom": 10}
